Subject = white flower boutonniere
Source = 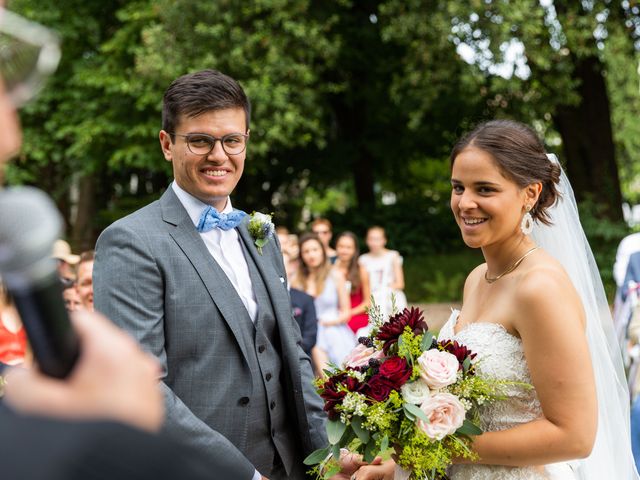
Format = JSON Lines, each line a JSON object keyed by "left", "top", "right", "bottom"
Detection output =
{"left": 248, "top": 212, "right": 275, "bottom": 255}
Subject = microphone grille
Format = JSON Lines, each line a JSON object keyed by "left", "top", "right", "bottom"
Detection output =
{"left": 0, "top": 186, "right": 62, "bottom": 275}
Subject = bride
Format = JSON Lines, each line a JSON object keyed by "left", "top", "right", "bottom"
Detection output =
{"left": 352, "top": 120, "right": 638, "bottom": 480}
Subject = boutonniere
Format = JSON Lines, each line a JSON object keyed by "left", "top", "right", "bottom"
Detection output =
{"left": 248, "top": 212, "right": 275, "bottom": 254}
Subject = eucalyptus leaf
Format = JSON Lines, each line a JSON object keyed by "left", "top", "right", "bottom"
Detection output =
{"left": 404, "top": 403, "right": 430, "bottom": 423}
{"left": 364, "top": 439, "right": 378, "bottom": 463}
{"left": 351, "top": 417, "right": 370, "bottom": 444}
{"left": 327, "top": 419, "right": 347, "bottom": 444}
{"left": 303, "top": 446, "right": 331, "bottom": 465}
{"left": 456, "top": 419, "right": 483, "bottom": 436}
{"left": 463, "top": 356, "right": 471, "bottom": 373}
{"left": 421, "top": 332, "right": 434, "bottom": 351}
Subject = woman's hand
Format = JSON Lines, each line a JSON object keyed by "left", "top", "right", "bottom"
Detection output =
{"left": 349, "top": 459, "right": 396, "bottom": 480}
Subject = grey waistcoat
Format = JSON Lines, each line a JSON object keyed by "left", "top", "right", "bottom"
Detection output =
{"left": 238, "top": 244, "right": 297, "bottom": 476}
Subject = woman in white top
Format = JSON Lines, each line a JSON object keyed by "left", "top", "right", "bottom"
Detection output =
{"left": 359, "top": 226, "right": 407, "bottom": 318}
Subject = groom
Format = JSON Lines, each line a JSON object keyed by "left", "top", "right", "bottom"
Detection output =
{"left": 94, "top": 70, "right": 327, "bottom": 479}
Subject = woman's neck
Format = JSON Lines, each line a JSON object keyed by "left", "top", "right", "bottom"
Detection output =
{"left": 482, "top": 235, "right": 537, "bottom": 278}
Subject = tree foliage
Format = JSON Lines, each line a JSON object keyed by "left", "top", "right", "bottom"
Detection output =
{"left": 6, "top": 0, "right": 640, "bottom": 256}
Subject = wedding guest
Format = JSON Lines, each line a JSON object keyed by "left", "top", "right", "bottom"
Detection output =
{"left": 293, "top": 233, "right": 355, "bottom": 373}
{"left": 62, "top": 280, "right": 82, "bottom": 313}
{"left": 359, "top": 226, "right": 407, "bottom": 318}
{"left": 76, "top": 250, "right": 94, "bottom": 311}
{"left": 311, "top": 218, "right": 337, "bottom": 264}
{"left": 52, "top": 239, "right": 80, "bottom": 283}
{"left": 0, "top": 281, "right": 27, "bottom": 366}
{"left": 334, "top": 231, "right": 370, "bottom": 335}
{"left": 276, "top": 226, "right": 291, "bottom": 253}
{"left": 283, "top": 251, "right": 317, "bottom": 357}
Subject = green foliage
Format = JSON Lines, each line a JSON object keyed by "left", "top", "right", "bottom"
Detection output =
{"left": 404, "top": 251, "right": 484, "bottom": 303}
{"left": 578, "top": 197, "right": 631, "bottom": 300}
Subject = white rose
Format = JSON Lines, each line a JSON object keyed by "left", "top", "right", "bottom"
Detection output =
{"left": 417, "top": 349, "right": 459, "bottom": 389}
{"left": 252, "top": 212, "right": 271, "bottom": 223}
{"left": 400, "top": 379, "right": 431, "bottom": 405}
{"left": 417, "top": 392, "right": 466, "bottom": 440}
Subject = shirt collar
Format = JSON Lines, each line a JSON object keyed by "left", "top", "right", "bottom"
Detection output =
{"left": 171, "top": 181, "right": 233, "bottom": 227}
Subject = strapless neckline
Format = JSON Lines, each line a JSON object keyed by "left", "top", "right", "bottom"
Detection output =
{"left": 451, "top": 312, "right": 522, "bottom": 343}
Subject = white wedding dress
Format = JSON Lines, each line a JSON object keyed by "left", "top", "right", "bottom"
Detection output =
{"left": 437, "top": 310, "right": 577, "bottom": 480}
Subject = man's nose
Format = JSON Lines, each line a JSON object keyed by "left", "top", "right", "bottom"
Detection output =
{"left": 207, "top": 140, "right": 227, "bottom": 162}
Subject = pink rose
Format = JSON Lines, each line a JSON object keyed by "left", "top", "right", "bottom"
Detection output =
{"left": 417, "top": 349, "right": 459, "bottom": 389}
{"left": 417, "top": 392, "right": 465, "bottom": 440}
{"left": 343, "top": 344, "right": 384, "bottom": 369}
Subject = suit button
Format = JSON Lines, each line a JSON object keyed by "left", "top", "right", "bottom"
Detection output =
{"left": 270, "top": 401, "right": 276, "bottom": 410}
{"left": 258, "top": 345, "right": 266, "bottom": 353}
{"left": 265, "top": 373, "right": 272, "bottom": 381}
{"left": 238, "top": 397, "right": 250, "bottom": 406}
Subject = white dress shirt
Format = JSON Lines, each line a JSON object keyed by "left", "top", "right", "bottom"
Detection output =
{"left": 171, "top": 182, "right": 258, "bottom": 322}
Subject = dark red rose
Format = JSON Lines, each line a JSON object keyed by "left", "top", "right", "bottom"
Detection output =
{"left": 378, "top": 357, "right": 412, "bottom": 387}
{"left": 377, "top": 307, "right": 428, "bottom": 353}
{"left": 319, "top": 372, "right": 363, "bottom": 420}
{"left": 438, "top": 340, "right": 477, "bottom": 374}
{"left": 363, "top": 374, "right": 396, "bottom": 402}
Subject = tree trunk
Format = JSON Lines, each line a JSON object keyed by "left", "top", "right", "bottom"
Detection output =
{"left": 71, "top": 175, "right": 96, "bottom": 252}
{"left": 553, "top": 55, "right": 623, "bottom": 221}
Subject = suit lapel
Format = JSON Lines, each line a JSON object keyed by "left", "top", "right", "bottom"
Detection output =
{"left": 236, "top": 222, "right": 292, "bottom": 333}
{"left": 160, "top": 189, "right": 252, "bottom": 364}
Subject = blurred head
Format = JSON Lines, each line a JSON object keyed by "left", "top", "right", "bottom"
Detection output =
{"left": 76, "top": 250, "right": 95, "bottom": 311}
{"left": 288, "top": 233, "right": 299, "bottom": 260}
{"left": 282, "top": 250, "right": 297, "bottom": 283}
{"left": 365, "top": 226, "right": 386, "bottom": 253}
{"left": 311, "top": 218, "right": 333, "bottom": 248}
{"left": 335, "top": 231, "right": 361, "bottom": 290}
{"left": 159, "top": 70, "right": 251, "bottom": 210}
{"left": 336, "top": 231, "right": 359, "bottom": 264}
{"left": 276, "top": 226, "right": 290, "bottom": 253}
{"left": 62, "top": 283, "right": 81, "bottom": 313}
{"left": 450, "top": 120, "right": 560, "bottom": 249}
{"left": 299, "top": 234, "right": 326, "bottom": 270}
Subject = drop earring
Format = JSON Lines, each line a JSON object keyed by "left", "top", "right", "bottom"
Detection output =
{"left": 520, "top": 205, "right": 533, "bottom": 235}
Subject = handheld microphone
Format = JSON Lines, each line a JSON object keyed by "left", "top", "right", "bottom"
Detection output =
{"left": 0, "top": 187, "right": 79, "bottom": 378}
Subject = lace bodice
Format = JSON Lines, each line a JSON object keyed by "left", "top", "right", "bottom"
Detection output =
{"left": 437, "top": 311, "right": 577, "bottom": 480}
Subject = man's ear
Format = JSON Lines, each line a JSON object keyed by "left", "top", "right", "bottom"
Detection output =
{"left": 159, "top": 130, "right": 173, "bottom": 162}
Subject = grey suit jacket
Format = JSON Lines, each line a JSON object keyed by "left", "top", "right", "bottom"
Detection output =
{"left": 94, "top": 187, "right": 327, "bottom": 479}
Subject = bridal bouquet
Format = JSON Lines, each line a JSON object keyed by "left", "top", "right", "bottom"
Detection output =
{"left": 305, "top": 305, "right": 511, "bottom": 479}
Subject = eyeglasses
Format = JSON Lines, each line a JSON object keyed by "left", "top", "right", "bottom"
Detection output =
{"left": 171, "top": 132, "right": 249, "bottom": 156}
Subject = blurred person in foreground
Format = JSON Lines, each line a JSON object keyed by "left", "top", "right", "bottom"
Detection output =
{"left": 0, "top": 9, "right": 230, "bottom": 478}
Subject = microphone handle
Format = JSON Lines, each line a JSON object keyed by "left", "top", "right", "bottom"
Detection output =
{"left": 9, "top": 270, "right": 79, "bottom": 378}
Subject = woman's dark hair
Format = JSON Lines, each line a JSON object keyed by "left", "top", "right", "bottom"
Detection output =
{"left": 294, "top": 233, "right": 331, "bottom": 294}
{"left": 162, "top": 69, "right": 251, "bottom": 140}
{"left": 335, "top": 231, "right": 361, "bottom": 291}
{"left": 450, "top": 119, "right": 561, "bottom": 225}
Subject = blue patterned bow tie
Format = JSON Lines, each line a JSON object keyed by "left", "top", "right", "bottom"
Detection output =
{"left": 196, "top": 206, "right": 247, "bottom": 232}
